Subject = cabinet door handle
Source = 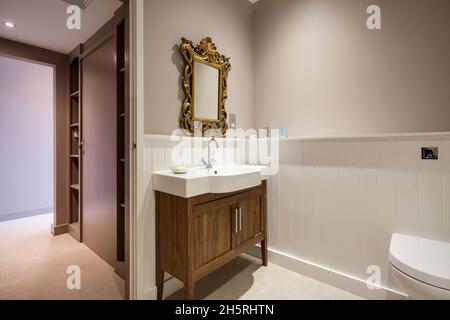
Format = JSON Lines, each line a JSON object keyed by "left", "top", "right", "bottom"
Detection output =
{"left": 234, "top": 208, "right": 239, "bottom": 234}
{"left": 239, "top": 207, "right": 242, "bottom": 232}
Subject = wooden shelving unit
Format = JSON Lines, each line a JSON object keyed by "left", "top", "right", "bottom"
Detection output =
{"left": 116, "top": 19, "right": 127, "bottom": 271}
{"left": 68, "top": 47, "right": 82, "bottom": 242}
{"left": 61, "top": 4, "right": 129, "bottom": 297}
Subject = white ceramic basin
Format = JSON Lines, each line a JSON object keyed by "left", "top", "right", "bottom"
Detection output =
{"left": 152, "top": 165, "right": 266, "bottom": 198}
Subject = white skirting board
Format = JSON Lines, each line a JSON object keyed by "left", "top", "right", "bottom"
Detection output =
{"left": 246, "top": 245, "right": 407, "bottom": 300}
{"left": 141, "top": 276, "right": 184, "bottom": 300}
{"left": 141, "top": 250, "right": 407, "bottom": 300}
{"left": 0, "top": 207, "right": 53, "bottom": 222}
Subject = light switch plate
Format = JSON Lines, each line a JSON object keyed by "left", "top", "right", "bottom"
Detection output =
{"left": 229, "top": 114, "right": 236, "bottom": 129}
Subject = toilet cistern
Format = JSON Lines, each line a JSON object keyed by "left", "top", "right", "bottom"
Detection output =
{"left": 202, "top": 136, "right": 219, "bottom": 169}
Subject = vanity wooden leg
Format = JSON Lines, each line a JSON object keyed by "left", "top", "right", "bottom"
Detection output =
{"left": 156, "top": 193, "right": 164, "bottom": 300}
{"left": 261, "top": 239, "right": 268, "bottom": 267}
{"left": 185, "top": 277, "right": 195, "bottom": 300}
{"left": 156, "top": 267, "right": 164, "bottom": 300}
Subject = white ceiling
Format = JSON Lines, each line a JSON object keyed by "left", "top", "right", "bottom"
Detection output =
{"left": 0, "top": 0, "right": 122, "bottom": 54}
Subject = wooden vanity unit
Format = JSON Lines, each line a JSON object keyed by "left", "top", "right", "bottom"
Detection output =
{"left": 155, "top": 181, "right": 268, "bottom": 300}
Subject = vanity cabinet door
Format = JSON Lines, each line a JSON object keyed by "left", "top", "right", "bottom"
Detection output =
{"left": 233, "top": 190, "right": 263, "bottom": 248}
{"left": 193, "top": 201, "right": 233, "bottom": 270}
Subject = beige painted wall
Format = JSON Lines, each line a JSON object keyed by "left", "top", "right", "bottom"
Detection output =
{"left": 254, "top": 0, "right": 450, "bottom": 136}
{"left": 143, "top": 0, "right": 254, "bottom": 135}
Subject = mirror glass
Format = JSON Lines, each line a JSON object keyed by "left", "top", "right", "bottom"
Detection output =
{"left": 193, "top": 60, "right": 219, "bottom": 120}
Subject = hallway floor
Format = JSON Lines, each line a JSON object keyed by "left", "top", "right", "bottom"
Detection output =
{"left": 0, "top": 214, "right": 361, "bottom": 300}
{"left": 166, "top": 254, "right": 363, "bottom": 300}
{"left": 0, "top": 214, "right": 124, "bottom": 300}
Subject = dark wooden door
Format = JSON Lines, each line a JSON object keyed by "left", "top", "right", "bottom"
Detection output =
{"left": 81, "top": 35, "right": 117, "bottom": 267}
{"left": 193, "top": 200, "right": 233, "bottom": 269}
{"left": 233, "top": 191, "right": 263, "bottom": 248}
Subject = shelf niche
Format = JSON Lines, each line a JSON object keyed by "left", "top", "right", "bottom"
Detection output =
{"left": 68, "top": 49, "right": 82, "bottom": 243}
{"left": 116, "top": 20, "right": 126, "bottom": 265}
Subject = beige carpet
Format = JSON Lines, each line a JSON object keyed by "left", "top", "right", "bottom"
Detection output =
{"left": 0, "top": 214, "right": 360, "bottom": 300}
{"left": 0, "top": 214, "right": 124, "bottom": 300}
{"left": 166, "top": 253, "right": 362, "bottom": 300}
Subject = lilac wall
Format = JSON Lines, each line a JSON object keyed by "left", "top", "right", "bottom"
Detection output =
{"left": 143, "top": 0, "right": 254, "bottom": 134}
{"left": 254, "top": 0, "right": 450, "bottom": 136}
{"left": 0, "top": 55, "right": 54, "bottom": 217}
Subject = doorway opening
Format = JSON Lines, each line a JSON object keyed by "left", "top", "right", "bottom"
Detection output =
{"left": 0, "top": 0, "right": 130, "bottom": 299}
{"left": 0, "top": 55, "right": 54, "bottom": 223}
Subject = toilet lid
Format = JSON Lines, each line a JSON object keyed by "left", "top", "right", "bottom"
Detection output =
{"left": 389, "top": 233, "right": 450, "bottom": 290}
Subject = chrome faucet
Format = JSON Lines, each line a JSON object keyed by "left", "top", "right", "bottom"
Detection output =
{"left": 202, "top": 137, "right": 219, "bottom": 169}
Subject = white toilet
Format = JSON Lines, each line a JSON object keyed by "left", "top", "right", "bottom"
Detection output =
{"left": 389, "top": 233, "right": 450, "bottom": 300}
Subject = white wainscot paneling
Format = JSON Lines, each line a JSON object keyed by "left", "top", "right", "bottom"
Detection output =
{"left": 265, "top": 135, "right": 450, "bottom": 298}
{"left": 141, "top": 134, "right": 450, "bottom": 300}
{"left": 443, "top": 140, "right": 450, "bottom": 243}
{"left": 140, "top": 135, "right": 250, "bottom": 298}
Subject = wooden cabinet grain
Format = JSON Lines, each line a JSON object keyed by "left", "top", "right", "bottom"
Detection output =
{"left": 155, "top": 181, "right": 267, "bottom": 300}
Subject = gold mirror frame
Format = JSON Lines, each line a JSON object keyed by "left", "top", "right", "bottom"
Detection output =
{"left": 179, "top": 37, "right": 231, "bottom": 135}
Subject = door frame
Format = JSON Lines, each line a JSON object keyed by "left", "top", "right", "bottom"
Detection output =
{"left": 0, "top": 1, "right": 141, "bottom": 299}
{"left": 76, "top": 3, "right": 133, "bottom": 298}
{"left": 128, "top": 0, "right": 144, "bottom": 300}
{"left": 0, "top": 37, "right": 70, "bottom": 236}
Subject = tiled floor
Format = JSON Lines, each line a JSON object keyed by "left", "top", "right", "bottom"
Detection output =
{"left": 166, "top": 254, "right": 363, "bottom": 300}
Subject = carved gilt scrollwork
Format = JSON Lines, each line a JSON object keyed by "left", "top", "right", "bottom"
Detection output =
{"left": 179, "top": 37, "right": 231, "bottom": 135}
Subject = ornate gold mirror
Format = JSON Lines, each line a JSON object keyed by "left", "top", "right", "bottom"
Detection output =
{"left": 179, "top": 37, "right": 231, "bottom": 135}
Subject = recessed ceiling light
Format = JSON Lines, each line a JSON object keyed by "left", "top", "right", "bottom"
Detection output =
{"left": 3, "top": 22, "right": 16, "bottom": 28}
